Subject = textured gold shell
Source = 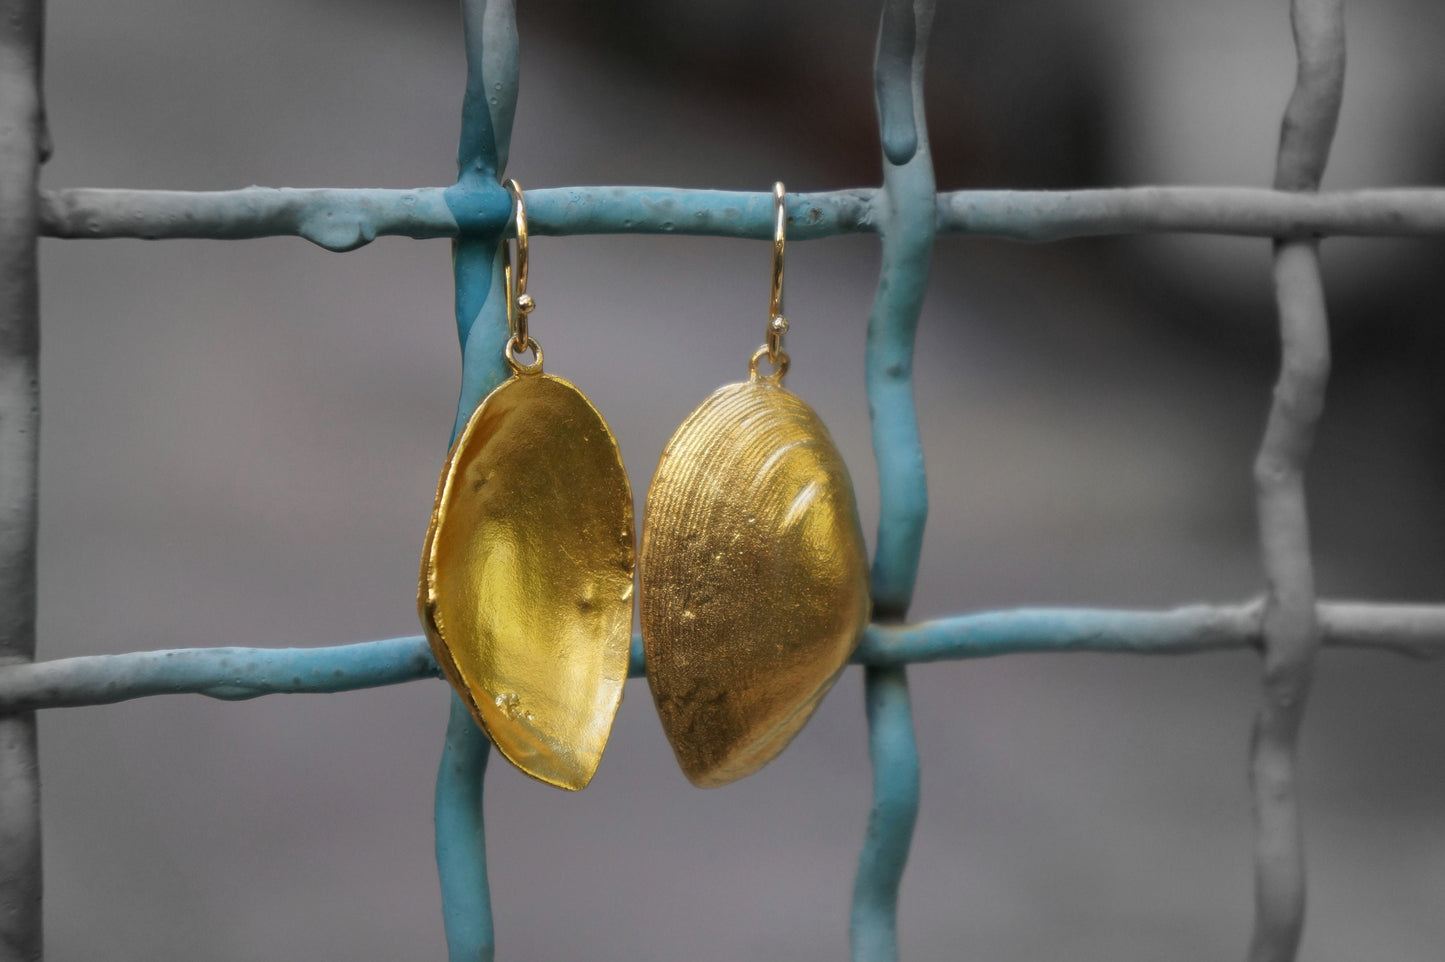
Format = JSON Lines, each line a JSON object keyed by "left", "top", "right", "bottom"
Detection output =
{"left": 640, "top": 378, "right": 870, "bottom": 788}
{"left": 419, "top": 373, "right": 635, "bottom": 791}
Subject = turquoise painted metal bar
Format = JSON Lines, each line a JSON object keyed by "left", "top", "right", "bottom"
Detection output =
{"left": 521, "top": 187, "right": 876, "bottom": 237}
{"left": 854, "top": 666, "right": 917, "bottom": 962}
{"left": 852, "top": 2, "right": 935, "bottom": 959}
{"left": 45, "top": 185, "right": 1445, "bottom": 246}
{"left": 436, "top": 694, "right": 493, "bottom": 962}
{"left": 37, "top": 187, "right": 874, "bottom": 246}
{"left": 40, "top": 187, "right": 461, "bottom": 250}
{"left": 433, "top": 3, "right": 520, "bottom": 960}
{"left": 865, "top": 0, "right": 934, "bottom": 621}
{"left": 3, "top": 601, "right": 1443, "bottom": 714}
{"left": 0, "top": 637, "right": 442, "bottom": 709}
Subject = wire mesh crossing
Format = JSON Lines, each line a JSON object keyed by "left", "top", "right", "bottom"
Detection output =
{"left": 1, "top": 0, "right": 1442, "bottom": 959}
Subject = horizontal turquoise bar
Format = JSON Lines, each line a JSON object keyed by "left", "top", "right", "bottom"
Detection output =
{"left": 37, "top": 185, "right": 1445, "bottom": 251}
{"left": 1, "top": 600, "right": 1440, "bottom": 713}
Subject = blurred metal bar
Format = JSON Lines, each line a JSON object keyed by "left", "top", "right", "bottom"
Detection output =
{"left": 39, "top": 187, "right": 460, "bottom": 251}
{"left": 36, "top": 186, "right": 874, "bottom": 245}
{"left": 866, "top": 601, "right": 1445, "bottom": 661}
{"left": 1247, "top": 1, "right": 1344, "bottom": 959}
{"left": 0, "top": 1, "right": 45, "bottom": 958}
{"left": 433, "top": 3, "right": 520, "bottom": 961}
{"left": 852, "top": 2, "right": 934, "bottom": 960}
{"left": 867, "top": 604, "right": 1262, "bottom": 661}
{"left": 42, "top": 184, "right": 1445, "bottom": 247}
{"left": 0, "top": 637, "right": 443, "bottom": 710}
{"left": 936, "top": 187, "right": 1445, "bottom": 241}
{"left": 2, "top": 600, "right": 1442, "bottom": 713}
{"left": 1317, "top": 602, "right": 1445, "bottom": 655}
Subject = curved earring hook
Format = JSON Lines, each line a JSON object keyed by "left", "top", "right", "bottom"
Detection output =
{"left": 497, "top": 179, "right": 543, "bottom": 375}
{"left": 766, "top": 182, "right": 789, "bottom": 363}
{"left": 502, "top": 179, "right": 541, "bottom": 375}
{"left": 503, "top": 179, "right": 534, "bottom": 350}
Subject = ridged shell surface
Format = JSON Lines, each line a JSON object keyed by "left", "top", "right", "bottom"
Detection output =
{"left": 419, "top": 373, "right": 634, "bottom": 791}
{"left": 641, "top": 378, "right": 870, "bottom": 788}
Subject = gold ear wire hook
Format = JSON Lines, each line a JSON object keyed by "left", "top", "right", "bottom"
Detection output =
{"left": 502, "top": 179, "right": 541, "bottom": 374}
{"left": 503, "top": 179, "right": 535, "bottom": 351}
{"left": 766, "top": 182, "right": 789, "bottom": 364}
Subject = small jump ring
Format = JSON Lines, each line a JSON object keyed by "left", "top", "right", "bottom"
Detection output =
{"left": 749, "top": 344, "right": 789, "bottom": 384}
{"left": 505, "top": 334, "right": 544, "bottom": 376}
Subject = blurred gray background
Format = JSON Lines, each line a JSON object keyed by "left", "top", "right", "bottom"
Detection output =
{"left": 33, "top": 0, "right": 1445, "bottom": 959}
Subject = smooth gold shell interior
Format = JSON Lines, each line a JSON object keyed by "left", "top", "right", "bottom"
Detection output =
{"left": 419, "top": 373, "right": 634, "bottom": 791}
{"left": 640, "top": 378, "right": 870, "bottom": 788}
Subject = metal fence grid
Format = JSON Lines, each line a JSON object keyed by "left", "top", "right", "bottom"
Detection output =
{"left": 2, "top": 0, "right": 1444, "bottom": 959}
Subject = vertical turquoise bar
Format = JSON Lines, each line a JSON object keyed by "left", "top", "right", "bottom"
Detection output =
{"left": 434, "top": 2, "right": 517, "bottom": 960}
{"left": 851, "top": 2, "right": 935, "bottom": 961}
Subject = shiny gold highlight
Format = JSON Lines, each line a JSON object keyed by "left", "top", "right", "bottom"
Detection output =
{"left": 420, "top": 373, "right": 634, "bottom": 791}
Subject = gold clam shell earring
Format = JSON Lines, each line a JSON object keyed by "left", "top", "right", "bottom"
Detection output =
{"left": 418, "top": 180, "right": 635, "bottom": 791}
{"left": 640, "top": 182, "right": 871, "bottom": 788}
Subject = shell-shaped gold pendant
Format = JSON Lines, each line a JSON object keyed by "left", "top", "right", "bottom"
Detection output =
{"left": 640, "top": 365, "right": 870, "bottom": 788}
{"left": 419, "top": 372, "right": 634, "bottom": 791}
